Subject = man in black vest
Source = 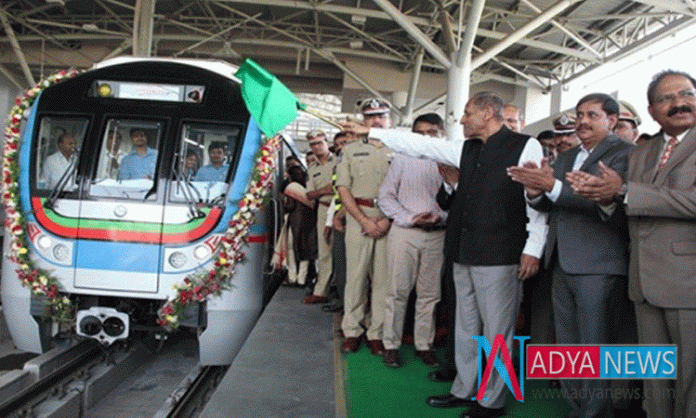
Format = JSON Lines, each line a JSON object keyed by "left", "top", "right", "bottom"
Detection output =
{"left": 340, "top": 92, "right": 547, "bottom": 418}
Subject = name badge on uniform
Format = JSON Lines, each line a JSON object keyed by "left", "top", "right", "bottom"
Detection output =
{"left": 312, "top": 172, "right": 321, "bottom": 177}
{"left": 353, "top": 152, "right": 370, "bottom": 157}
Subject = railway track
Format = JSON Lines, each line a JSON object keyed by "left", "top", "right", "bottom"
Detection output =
{"left": 153, "top": 365, "right": 229, "bottom": 418}
{"left": 1, "top": 333, "right": 226, "bottom": 418}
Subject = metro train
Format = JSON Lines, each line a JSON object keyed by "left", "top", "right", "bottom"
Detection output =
{"left": 1, "top": 57, "right": 288, "bottom": 365}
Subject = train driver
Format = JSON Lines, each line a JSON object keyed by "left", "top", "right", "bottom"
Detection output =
{"left": 194, "top": 141, "right": 229, "bottom": 182}
{"left": 118, "top": 128, "right": 158, "bottom": 181}
{"left": 43, "top": 132, "right": 78, "bottom": 189}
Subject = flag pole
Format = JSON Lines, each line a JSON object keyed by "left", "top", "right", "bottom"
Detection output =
{"left": 300, "top": 107, "right": 342, "bottom": 129}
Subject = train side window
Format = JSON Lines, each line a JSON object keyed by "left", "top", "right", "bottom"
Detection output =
{"left": 34, "top": 117, "right": 88, "bottom": 192}
{"left": 91, "top": 119, "right": 162, "bottom": 200}
{"left": 170, "top": 123, "right": 242, "bottom": 206}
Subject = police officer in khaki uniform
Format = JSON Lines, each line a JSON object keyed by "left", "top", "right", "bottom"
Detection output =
{"left": 614, "top": 100, "right": 642, "bottom": 143}
{"left": 304, "top": 130, "right": 335, "bottom": 304}
{"left": 336, "top": 98, "right": 393, "bottom": 355}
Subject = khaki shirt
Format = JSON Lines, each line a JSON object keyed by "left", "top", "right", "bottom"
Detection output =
{"left": 335, "top": 139, "right": 392, "bottom": 200}
{"left": 307, "top": 154, "right": 335, "bottom": 206}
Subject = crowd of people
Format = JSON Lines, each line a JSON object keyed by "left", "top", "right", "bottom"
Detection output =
{"left": 274, "top": 68, "right": 696, "bottom": 418}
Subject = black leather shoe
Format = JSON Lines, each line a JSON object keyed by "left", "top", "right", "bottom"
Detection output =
{"left": 383, "top": 350, "right": 401, "bottom": 368}
{"left": 426, "top": 394, "right": 474, "bottom": 408}
{"left": 428, "top": 368, "right": 457, "bottom": 382}
{"left": 461, "top": 403, "right": 504, "bottom": 418}
{"left": 321, "top": 303, "right": 343, "bottom": 313}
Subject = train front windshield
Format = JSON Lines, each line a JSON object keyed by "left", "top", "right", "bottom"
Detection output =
{"left": 32, "top": 117, "right": 243, "bottom": 207}
{"left": 169, "top": 123, "right": 242, "bottom": 206}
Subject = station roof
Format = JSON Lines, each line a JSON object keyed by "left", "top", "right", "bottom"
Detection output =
{"left": 1, "top": 1, "right": 693, "bottom": 104}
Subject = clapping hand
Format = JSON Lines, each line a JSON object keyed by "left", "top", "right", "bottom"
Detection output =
{"left": 566, "top": 162, "right": 622, "bottom": 204}
{"left": 507, "top": 158, "right": 554, "bottom": 198}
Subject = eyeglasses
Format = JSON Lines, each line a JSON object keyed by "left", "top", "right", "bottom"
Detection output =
{"left": 653, "top": 89, "right": 696, "bottom": 105}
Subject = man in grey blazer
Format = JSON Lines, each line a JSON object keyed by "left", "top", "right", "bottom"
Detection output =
{"left": 508, "top": 93, "right": 633, "bottom": 418}
{"left": 569, "top": 70, "right": 696, "bottom": 418}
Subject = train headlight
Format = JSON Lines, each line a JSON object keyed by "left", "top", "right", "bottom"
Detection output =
{"left": 37, "top": 235, "right": 52, "bottom": 249}
{"left": 98, "top": 83, "right": 112, "bottom": 97}
{"left": 169, "top": 251, "right": 187, "bottom": 269}
{"left": 53, "top": 244, "right": 69, "bottom": 261}
{"left": 193, "top": 245, "right": 211, "bottom": 260}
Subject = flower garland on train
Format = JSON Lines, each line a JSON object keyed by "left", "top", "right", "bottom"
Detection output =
{"left": 3, "top": 69, "right": 81, "bottom": 322}
{"left": 4, "top": 70, "right": 282, "bottom": 329}
{"left": 157, "top": 135, "right": 280, "bottom": 331}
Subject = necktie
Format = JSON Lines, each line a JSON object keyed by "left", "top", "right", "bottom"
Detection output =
{"left": 657, "top": 136, "right": 678, "bottom": 171}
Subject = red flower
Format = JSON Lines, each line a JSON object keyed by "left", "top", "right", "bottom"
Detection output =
{"left": 179, "top": 291, "right": 190, "bottom": 304}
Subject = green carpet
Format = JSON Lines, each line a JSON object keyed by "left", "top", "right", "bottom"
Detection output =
{"left": 341, "top": 344, "right": 570, "bottom": 418}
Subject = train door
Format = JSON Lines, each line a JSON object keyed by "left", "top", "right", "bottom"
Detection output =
{"left": 72, "top": 118, "right": 166, "bottom": 293}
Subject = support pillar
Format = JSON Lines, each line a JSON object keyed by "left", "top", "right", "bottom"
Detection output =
{"left": 133, "top": 0, "right": 156, "bottom": 57}
{"left": 550, "top": 83, "right": 562, "bottom": 116}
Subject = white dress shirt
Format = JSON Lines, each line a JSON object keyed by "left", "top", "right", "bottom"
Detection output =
{"left": 43, "top": 151, "right": 75, "bottom": 189}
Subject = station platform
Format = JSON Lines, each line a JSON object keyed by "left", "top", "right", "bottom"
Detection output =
{"left": 200, "top": 286, "right": 340, "bottom": 418}
{"left": 199, "top": 285, "right": 578, "bottom": 418}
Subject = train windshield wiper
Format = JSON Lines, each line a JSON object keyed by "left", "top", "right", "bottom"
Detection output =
{"left": 45, "top": 153, "right": 79, "bottom": 209}
{"left": 174, "top": 166, "right": 204, "bottom": 219}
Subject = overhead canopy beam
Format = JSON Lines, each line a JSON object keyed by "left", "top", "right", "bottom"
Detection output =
{"left": 0, "top": 63, "right": 25, "bottom": 89}
{"left": 562, "top": 14, "right": 696, "bottom": 84}
{"left": 630, "top": 0, "right": 696, "bottom": 17}
{"left": 518, "top": 0, "right": 602, "bottom": 58}
{"left": 438, "top": 12, "right": 457, "bottom": 55}
{"left": 324, "top": 11, "right": 409, "bottom": 62}
{"left": 101, "top": 38, "right": 132, "bottom": 61}
{"left": 314, "top": 48, "right": 385, "bottom": 100}
{"left": 219, "top": 0, "right": 597, "bottom": 59}
{"left": 371, "top": 0, "right": 451, "bottom": 68}
{"left": 472, "top": 0, "right": 584, "bottom": 70}
{"left": 172, "top": 13, "right": 259, "bottom": 57}
{"left": 0, "top": 10, "right": 35, "bottom": 86}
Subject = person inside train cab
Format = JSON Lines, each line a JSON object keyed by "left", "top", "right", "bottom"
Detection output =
{"left": 183, "top": 150, "right": 201, "bottom": 181}
{"left": 118, "top": 128, "right": 157, "bottom": 181}
{"left": 102, "top": 129, "right": 126, "bottom": 179}
{"left": 195, "top": 141, "right": 229, "bottom": 182}
{"left": 43, "top": 132, "right": 78, "bottom": 189}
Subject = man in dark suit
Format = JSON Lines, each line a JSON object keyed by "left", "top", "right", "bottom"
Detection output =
{"left": 508, "top": 93, "right": 633, "bottom": 418}
{"left": 569, "top": 70, "right": 696, "bottom": 418}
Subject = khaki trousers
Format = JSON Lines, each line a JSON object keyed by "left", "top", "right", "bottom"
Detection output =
{"left": 383, "top": 225, "right": 444, "bottom": 351}
{"left": 341, "top": 210, "right": 388, "bottom": 340}
{"left": 311, "top": 204, "right": 332, "bottom": 296}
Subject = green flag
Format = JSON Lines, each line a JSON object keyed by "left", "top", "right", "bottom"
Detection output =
{"left": 234, "top": 58, "right": 305, "bottom": 137}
